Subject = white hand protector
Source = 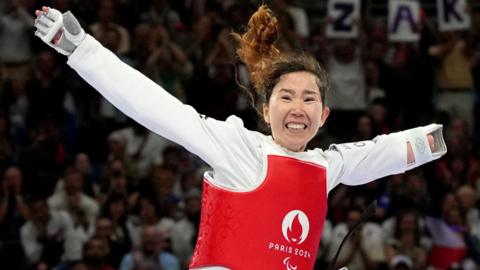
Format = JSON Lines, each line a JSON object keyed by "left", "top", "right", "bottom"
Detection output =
{"left": 34, "top": 8, "right": 85, "bottom": 55}
{"left": 404, "top": 124, "right": 447, "bottom": 167}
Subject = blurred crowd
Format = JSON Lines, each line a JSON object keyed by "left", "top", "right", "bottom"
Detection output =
{"left": 0, "top": 0, "right": 480, "bottom": 269}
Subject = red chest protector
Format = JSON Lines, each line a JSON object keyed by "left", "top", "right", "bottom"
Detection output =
{"left": 190, "top": 155, "right": 328, "bottom": 270}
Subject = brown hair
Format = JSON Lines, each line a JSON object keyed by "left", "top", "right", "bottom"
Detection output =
{"left": 234, "top": 5, "right": 328, "bottom": 116}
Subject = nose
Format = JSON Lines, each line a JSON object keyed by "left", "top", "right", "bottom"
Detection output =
{"left": 290, "top": 100, "right": 306, "bottom": 117}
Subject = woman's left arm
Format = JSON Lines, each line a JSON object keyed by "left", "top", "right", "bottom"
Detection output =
{"left": 325, "top": 124, "right": 447, "bottom": 192}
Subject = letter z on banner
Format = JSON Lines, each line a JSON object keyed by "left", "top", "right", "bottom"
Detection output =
{"left": 326, "top": 0, "right": 360, "bottom": 39}
{"left": 437, "top": 0, "right": 471, "bottom": 31}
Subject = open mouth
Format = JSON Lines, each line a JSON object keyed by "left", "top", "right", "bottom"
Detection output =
{"left": 285, "top": 123, "right": 307, "bottom": 130}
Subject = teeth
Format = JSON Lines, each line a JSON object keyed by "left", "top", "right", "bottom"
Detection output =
{"left": 286, "top": 123, "right": 306, "bottom": 130}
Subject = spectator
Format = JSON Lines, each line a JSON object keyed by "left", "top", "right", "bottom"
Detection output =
{"left": 429, "top": 31, "right": 475, "bottom": 132}
{"left": 110, "top": 123, "right": 174, "bottom": 182}
{"left": 435, "top": 132, "right": 480, "bottom": 191}
{"left": 143, "top": 25, "right": 193, "bottom": 102}
{"left": 271, "top": 0, "right": 310, "bottom": 38}
{"left": 98, "top": 159, "right": 130, "bottom": 206}
{"left": 384, "top": 210, "right": 428, "bottom": 270}
{"left": 20, "top": 196, "right": 74, "bottom": 267}
{"left": 26, "top": 50, "right": 68, "bottom": 129}
{"left": 1, "top": 77, "right": 29, "bottom": 133}
{"left": 26, "top": 116, "right": 66, "bottom": 193}
{"left": 327, "top": 206, "right": 386, "bottom": 270}
{"left": 126, "top": 195, "right": 175, "bottom": 247}
{"left": 140, "top": 0, "right": 182, "bottom": 36}
{"left": 93, "top": 217, "right": 130, "bottom": 269}
{"left": 73, "top": 152, "right": 100, "bottom": 195}
{"left": 82, "top": 237, "right": 115, "bottom": 270}
{"left": 119, "top": 225, "right": 180, "bottom": 270}
{"left": 99, "top": 198, "right": 132, "bottom": 268}
{"left": 455, "top": 185, "right": 480, "bottom": 239}
{"left": 171, "top": 188, "right": 201, "bottom": 268}
{"left": 389, "top": 254, "right": 413, "bottom": 270}
{"left": 106, "top": 133, "right": 129, "bottom": 165}
{"left": 89, "top": 0, "right": 130, "bottom": 55}
{"left": 389, "top": 170, "right": 430, "bottom": 214}
{"left": 0, "top": 166, "right": 29, "bottom": 269}
{"left": 352, "top": 114, "right": 374, "bottom": 141}
{"left": 0, "top": 0, "right": 34, "bottom": 79}
{"left": 325, "top": 39, "right": 368, "bottom": 140}
{"left": 48, "top": 167, "right": 99, "bottom": 234}
{"left": 150, "top": 165, "right": 179, "bottom": 218}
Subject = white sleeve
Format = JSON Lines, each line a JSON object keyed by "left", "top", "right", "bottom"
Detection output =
{"left": 20, "top": 224, "right": 42, "bottom": 264}
{"left": 325, "top": 131, "right": 407, "bottom": 192}
{"left": 325, "top": 125, "right": 447, "bottom": 192}
{"left": 67, "top": 35, "right": 262, "bottom": 189}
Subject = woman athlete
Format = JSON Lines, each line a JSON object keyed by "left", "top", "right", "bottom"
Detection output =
{"left": 34, "top": 5, "right": 446, "bottom": 270}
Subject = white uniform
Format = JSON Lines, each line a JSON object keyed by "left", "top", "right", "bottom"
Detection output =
{"left": 67, "top": 35, "right": 446, "bottom": 270}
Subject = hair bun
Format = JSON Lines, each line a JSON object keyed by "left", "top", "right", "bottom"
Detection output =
{"left": 235, "top": 5, "right": 280, "bottom": 94}
{"left": 249, "top": 6, "right": 279, "bottom": 53}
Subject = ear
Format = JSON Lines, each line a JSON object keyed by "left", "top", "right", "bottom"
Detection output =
{"left": 263, "top": 103, "right": 270, "bottom": 124}
{"left": 319, "top": 106, "right": 330, "bottom": 127}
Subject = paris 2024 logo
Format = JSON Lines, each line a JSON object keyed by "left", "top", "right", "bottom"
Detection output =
{"left": 282, "top": 210, "right": 310, "bottom": 244}
{"left": 268, "top": 210, "right": 313, "bottom": 270}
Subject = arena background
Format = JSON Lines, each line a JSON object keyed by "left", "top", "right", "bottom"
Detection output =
{"left": 0, "top": 0, "right": 480, "bottom": 269}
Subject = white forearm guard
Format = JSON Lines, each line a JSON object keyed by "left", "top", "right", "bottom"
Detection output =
{"left": 403, "top": 124, "right": 447, "bottom": 168}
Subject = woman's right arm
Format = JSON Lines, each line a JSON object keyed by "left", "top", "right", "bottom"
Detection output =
{"left": 68, "top": 34, "right": 243, "bottom": 167}
{"left": 34, "top": 8, "right": 264, "bottom": 190}
{"left": 35, "top": 7, "right": 256, "bottom": 171}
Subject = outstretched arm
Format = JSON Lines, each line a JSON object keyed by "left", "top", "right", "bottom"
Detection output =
{"left": 33, "top": 7, "right": 220, "bottom": 164}
{"left": 33, "top": 7, "right": 265, "bottom": 191}
{"left": 403, "top": 124, "right": 446, "bottom": 167}
{"left": 325, "top": 124, "right": 447, "bottom": 192}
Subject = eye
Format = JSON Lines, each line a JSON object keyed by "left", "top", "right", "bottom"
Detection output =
{"left": 281, "top": 95, "right": 292, "bottom": 101}
{"left": 304, "top": 97, "right": 317, "bottom": 103}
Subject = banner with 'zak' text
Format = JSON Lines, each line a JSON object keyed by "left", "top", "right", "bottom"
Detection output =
{"left": 388, "top": 0, "right": 420, "bottom": 42}
{"left": 326, "top": 0, "right": 361, "bottom": 39}
{"left": 437, "top": 0, "right": 471, "bottom": 32}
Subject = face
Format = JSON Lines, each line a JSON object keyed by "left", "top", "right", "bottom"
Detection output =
{"left": 399, "top": 213, "right": 417, "bottom": 232}
{"left": 75, "top": 153, "right": 90, "bottom": 174}
{"left": 346, "top": 210, "right": 362, "bottom": 230}
{"left": 153, "top": 168, "right": 175, "bottom": 197}
{"left": 31, "top": 200, "right": 50, "bottom": 224}
{"left": 84, "top": 238, "right": 108, "bottom": 260}
{"left": 141, "top": 226, "right": 164, "bottom": 255}
{"left": 64, "top": 171, "right": 83, "bottom": 195}
{"left": 139, "top": 199, "right": 158, "bottom": 223}
{"left": 263, "top": 71, "right": 329, "bottom": 152}
{"left": 95, "top": 218, "right": 113, "bottom": 239}
{"left": 109, "top": 200, "right": 126, "bottom": 220}
{"left": 3, "top": 166, "right": 22, "bottom": 190}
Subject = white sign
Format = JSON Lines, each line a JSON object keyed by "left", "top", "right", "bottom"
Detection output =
{"left": 325, "top": 0, "right": 361, "bottom": 39}
{"left": 388, "top": 0, "right": 420, "bottom": 42}
{"left": 437, "top": 0, "right": 471, "bottom": 31}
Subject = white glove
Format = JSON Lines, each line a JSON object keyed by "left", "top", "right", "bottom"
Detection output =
{"left": 34, "top": 7, "right": 85, "bottom": 55}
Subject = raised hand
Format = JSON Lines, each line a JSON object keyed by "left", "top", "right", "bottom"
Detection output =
{"left": 34, "top": 6, "right": 85, "bottom": 55}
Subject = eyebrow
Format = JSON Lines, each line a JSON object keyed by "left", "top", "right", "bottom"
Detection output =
{"left": 278, "top": 88, "right": 320, "bottom": 96}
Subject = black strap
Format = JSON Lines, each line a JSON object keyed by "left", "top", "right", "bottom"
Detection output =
{"left": 326, "top": 200, "right": 377, "bottom": 270}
